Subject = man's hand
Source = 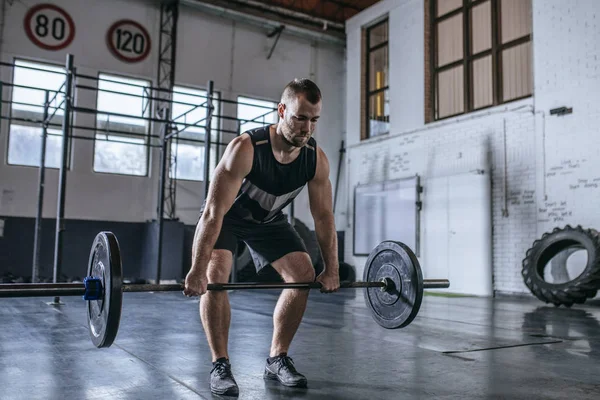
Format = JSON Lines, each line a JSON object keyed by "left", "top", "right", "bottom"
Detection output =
{"left": 183, "top": 268, "right": 208, "bottom": 297}
{"left": 316, "top": 270, "right": 340, "bottom": 293}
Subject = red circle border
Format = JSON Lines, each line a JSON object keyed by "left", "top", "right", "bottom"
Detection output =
{"left": 106, "top": 19, "right": 152, "bottom": 64}
{"left": 23, "top": 3, "right": 76, "bottom": 51}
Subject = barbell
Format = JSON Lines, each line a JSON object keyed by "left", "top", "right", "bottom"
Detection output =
{"left": 0, "top": 231, "right": 450, "bottom": 348}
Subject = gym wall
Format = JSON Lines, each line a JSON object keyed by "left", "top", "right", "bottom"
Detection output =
{"left": 0, "top": 0, "right": 346, "bottom": 280}
{"left": 345, "top": 0, "right": 600, "bottom": 297}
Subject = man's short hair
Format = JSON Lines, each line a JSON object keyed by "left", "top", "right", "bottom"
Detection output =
{"left": 281, "top": 78, "right": 322, "bottom": 105}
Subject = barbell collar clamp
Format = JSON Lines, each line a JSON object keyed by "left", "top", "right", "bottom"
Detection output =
{"left": 83, "top": 277, "right": 103, "bottom": 300}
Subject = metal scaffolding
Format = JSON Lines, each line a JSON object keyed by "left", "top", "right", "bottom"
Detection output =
{"left": 0, "top": 54, "right": 278, "bottom": 285}
{"left": 156, "top": 0, "right": 180, "bottom": 284}
{"left": 157, "top": 0, "right": 180, "bottom": 221}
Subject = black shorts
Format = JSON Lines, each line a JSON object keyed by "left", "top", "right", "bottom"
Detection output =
{"left": 213, "top": 213, "right": 308, "bottom": 271}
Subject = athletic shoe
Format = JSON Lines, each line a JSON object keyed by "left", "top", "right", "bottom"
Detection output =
{"left": 210, "top": 358, "right": 239, "bottom": 396}
{"left": 263, "top": 353, "right": 308, "bottom": 387}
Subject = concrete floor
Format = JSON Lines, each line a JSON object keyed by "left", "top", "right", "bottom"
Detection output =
{"left": 1, "top": 288, "right": 600, "bottom": 399}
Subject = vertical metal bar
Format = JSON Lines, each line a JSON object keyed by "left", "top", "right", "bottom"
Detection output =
{"left": 156, "top": 124, "right": 169, "bottom": 284}
{"left": 493, "top": 0, "right": 502, "bottom": 104}
{"left": 365, "top": 24, "right": 370, "bottom": 139}
{"left": 52, "top": 54, "right": 74, "bottom": 304}
{"left": 166, "top": 1, "right": 179, "bottom": 220}
{"left": 432, "top": 0, "right": 439, "bottom": 119}
{"left": 429, "top": 0, "right": 436, "bottom": 121}
{"left": 168, "top": 2, "right": 179, "bottom": 91}
{"left": 32, "top": 91, "right": 50, "bottom": 283}
{"left": 231, "top": 247, "right": 237, "bottom": 284}
{"left": 333, "top": 140, "right": 345, "bottom": 213}
{"left": 0, "top": 81, "right": 3, "bottom": 126}
{"left": 463, "top": 0, "right": 470, "bottom": 113}
{"left": 415, "top": 175, "right": 422, "bottom": 257}
{"left": 155, "top": 0, "right": 179, "bottom": 284}
{"left": 204, "top": 80, "right": 214, "bottom": 197}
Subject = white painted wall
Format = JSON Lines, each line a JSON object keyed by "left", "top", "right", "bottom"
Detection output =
{"left": 345, "top": 0, "right": 600, "bottom": 296}
{"left": 0, "top": 0, "right": 346, "bottom": 229}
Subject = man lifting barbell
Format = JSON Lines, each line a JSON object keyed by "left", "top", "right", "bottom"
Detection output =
{"left": 183, "top": 78, "right": 339, "bottom": 396}
{"left": 0, "top": 78, "right": 450, "bottom": 396}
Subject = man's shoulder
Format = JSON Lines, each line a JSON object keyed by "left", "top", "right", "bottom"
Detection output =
{"left": 228, "top": 133, "right": 254, "bottom": 151}
{"left": 221, "top": 134, "right": 254, "bottom": 175}
{"left": 242, "top": 125, "right": 271, "bottom": 144}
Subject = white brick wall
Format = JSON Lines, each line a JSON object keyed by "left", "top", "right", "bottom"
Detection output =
{"left": 345, "top": 103, "right": 537, "bottom": 294}
{"left": 344, "top": 0, "right": 600, "bottom": 296}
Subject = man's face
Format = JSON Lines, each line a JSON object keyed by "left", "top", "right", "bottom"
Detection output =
{"left": 278, "top": 94, "right": 321, "bottom": 148}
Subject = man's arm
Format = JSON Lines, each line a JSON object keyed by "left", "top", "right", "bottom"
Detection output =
{"left": 307, "top": 146, "right": 339, "bottom": 280}
{"left": 190, "top": 135, "right": 253, "bottom": 277}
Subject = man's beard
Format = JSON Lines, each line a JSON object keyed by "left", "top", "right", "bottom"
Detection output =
{"left": 281, "top": 120, "right": 308, "bottom": 148}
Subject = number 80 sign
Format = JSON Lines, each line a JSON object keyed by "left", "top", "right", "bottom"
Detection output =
{"left": 106, "top": 19, "right": 151, "bottom": 63}
{"left": 24, "top": 4, "right": 76, "bottom": 51}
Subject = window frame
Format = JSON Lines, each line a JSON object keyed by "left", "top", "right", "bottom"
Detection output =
{"left": 429, "top": 0, "right": 533, "bottom": 121}
{"left": 169, "top": 83, "right": 222, "bottom": 182}
{"left": 365, "top": 17, "right": 390, "bottom": 140}
{"left": 236, "top": 94, "right": 278, "bottom": 134}
{"left": 92, "top": 71, "right": 152, "bottom": 177}
{"left": 5, "top": 57, "right": 71, "bottom": 170}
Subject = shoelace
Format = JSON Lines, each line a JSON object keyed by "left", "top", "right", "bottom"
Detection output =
{"left": 274, "top": 356, "right": 297, "bottom": 373}
{"left": 213, "top": 362, "right": 232, "bottom": 378}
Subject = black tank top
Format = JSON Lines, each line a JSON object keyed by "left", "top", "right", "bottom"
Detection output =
{"left": 226, "top": 125, "right": 318, "bottom": 223}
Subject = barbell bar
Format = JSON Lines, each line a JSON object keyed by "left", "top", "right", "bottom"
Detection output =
{"left": 0, "top": 231, "right": 451, "bottom": 348}
{"left": 0, "top": 279, "right": 451, "bottom": 298}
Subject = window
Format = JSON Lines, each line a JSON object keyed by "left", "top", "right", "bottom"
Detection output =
{"left": 93, "top": 74, "right": 151, "bottom": 176}
{"left": 170, "top": 85, "right": 221, "bottom": 181}
{"left": 429, "top": 0, "right": 533, "bottom": 120}
{"left": 7, "top": 59, "right": 66, "bottom": 168}
{"left": 365, "top": 18, "right": 389, "bottom": 139}
{"left": 237, "top": 96, "right": 278, "bottom": 133}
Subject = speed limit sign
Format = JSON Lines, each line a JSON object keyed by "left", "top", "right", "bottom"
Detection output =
{"left": 24, "top": 3, "right": 75, "bottom": 51}
{"left": 106, "top": 19, "right": 151, "bottom": 63}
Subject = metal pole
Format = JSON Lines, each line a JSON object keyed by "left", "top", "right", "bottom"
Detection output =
{"left": 0, "top": 279, "right": 451, "bottom": 298}
{"left": 0, "top": 81, "right": 3, "bottom": 127}
{"left": 333, "top": 139, "right": 345, "bottom": 213}
{"left": 156, "top": 123, "right": 169, "bottom": 284}
{"left": 51, "top": 54, "right": 74, "bottom": 304}
{"left": 32, "top": 91, "right": 50, "bottom": 283}
{"left": 204, "top": 80, "right": 214, "bottom": 197}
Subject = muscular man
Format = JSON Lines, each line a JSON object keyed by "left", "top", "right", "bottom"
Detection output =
{"left": 183, "top": 78, "right": 340, "bottom": 396}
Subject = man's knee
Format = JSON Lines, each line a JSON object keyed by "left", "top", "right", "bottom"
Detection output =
{"left": 206, "top": 250, "right": 233, "bottom": 283}
{"left": 274, "top": 252, "right": 315, "bottom": 283}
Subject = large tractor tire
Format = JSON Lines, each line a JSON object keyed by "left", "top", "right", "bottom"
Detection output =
{"left": 521, "top": 225, "right": 600, "bottom": 307}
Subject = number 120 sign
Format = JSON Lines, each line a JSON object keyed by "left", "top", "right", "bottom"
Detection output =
{"left": 106, "top": 19, "right": 151, "bottom": 63}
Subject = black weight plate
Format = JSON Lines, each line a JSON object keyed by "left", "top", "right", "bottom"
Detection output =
{"left": 363, "top": 241, "right": 423, "bottom": 329}
{"left": 86, "top": 231, "right": 123, "bottom": 348}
